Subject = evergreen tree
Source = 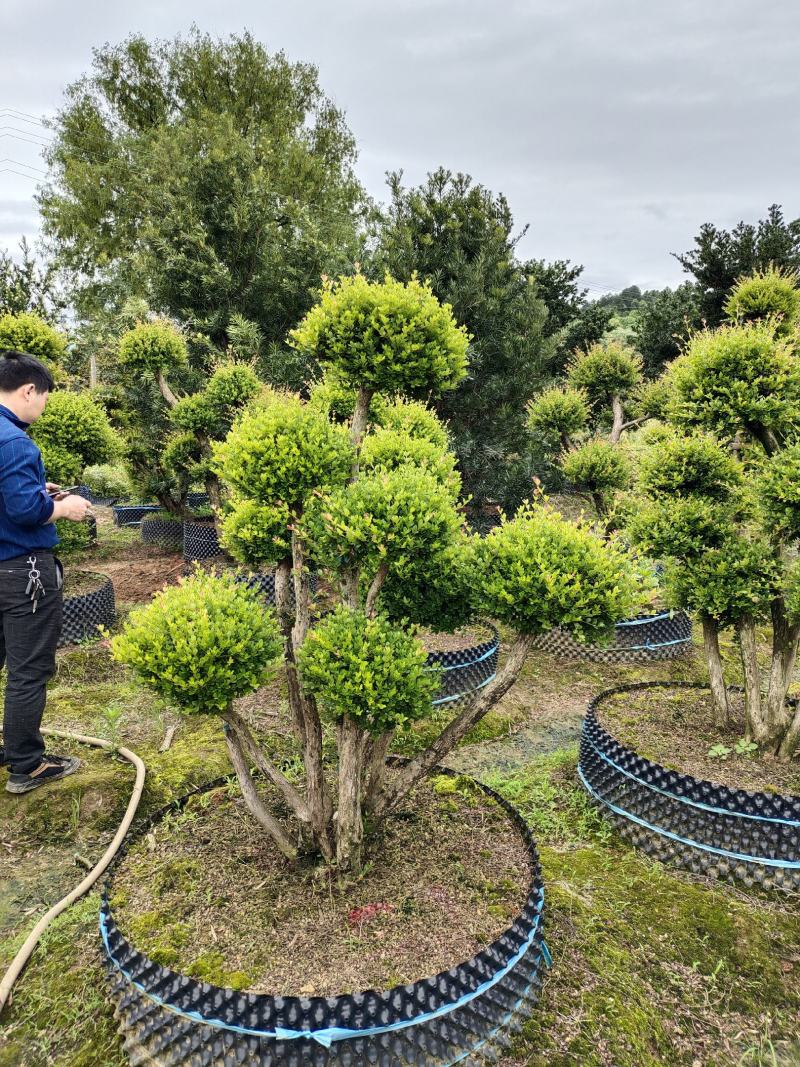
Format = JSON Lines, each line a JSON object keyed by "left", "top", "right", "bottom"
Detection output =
{"left": 39, "top": 30, "right": 367, "bottom": 386}
{"left": 675, "top": 204, "right": 800, "bottom": 326}
{"left": 373, "top": 169, "right": 552, "bottom": 515}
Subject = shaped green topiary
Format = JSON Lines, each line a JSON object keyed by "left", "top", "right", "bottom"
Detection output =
{"left": 298, "top": 607, "right": 440, "bottom": 735}
{"left": 111, "top": 571, "right": 282, "bottom": 714}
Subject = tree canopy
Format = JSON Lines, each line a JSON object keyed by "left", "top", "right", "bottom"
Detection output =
{"left": 39, "top": 29, "right": 367, "bottom": 384}
{"left": 675, "top": 204, "right": 800, "bottom": 326}
{"left": 372, "top": 168, "right": 552, "bottom": 515}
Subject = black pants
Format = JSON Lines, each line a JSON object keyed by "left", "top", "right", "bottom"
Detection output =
{"left": 0, "top": 552, "right": 62, "bottom": 774}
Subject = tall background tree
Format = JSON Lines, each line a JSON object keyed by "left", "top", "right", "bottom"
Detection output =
{"left": 675, "top": 204, "right": 800, "bottom": 327}
{"left": 39, "top": 29, "right": 368, "bottom": 389}
{"left": 373, "top": 169, "right": 556, "bottom": 516}
{"left": 0, "top": 240, "right": 64, "bottom": 322}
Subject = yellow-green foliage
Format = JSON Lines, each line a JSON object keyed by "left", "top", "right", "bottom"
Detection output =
{"left": 0, "top": 311, "right": 67, "bottom": 366}
{"left": 526, "top": 386, "right": 589, "bottom": 448}
{"left": 636, "top": 430, "right": 742, "bottom": 500}
{"left": 560, "top": 438, "right": 629, "bottom": 499}
{"left": 476, "top": 504, "right": 639, "bottom": 638}
{"left": 360, "top": 427, "right": 461, "bottom": 498}
{"left": 81, "top": 462, "right": 132, "bottom": 499}
{"left": 306, "top": 467, "right": 462, "bottom": 577}
{"left": 666, "top": 322, "right": 800, "bottom": 439}
{"left": 757, "top": 441, "right": 800, "bottom": 538}
{"left": 298, "top": 606, "right": 440, "bottom": 733}
{"left": 111, "top": 571, "right": 282, "bottom": 714}
{"left": 118, "top": 319, "right": 188, "bottom": 374}
{"left": 377, "top": 398, "right": 450, "bottom": 449}
{"left": 170, "top": 363, "right": 261, "bottom": 439}
{"left": 219, "top": 496, "right": 291, "bottom": 567}
{"left": 32, "top": 391, "right": 120, "bottom": 482}
{"left": 214, "top": 392, "right": 353, "bottom": 513}
{"left": 724, "top": 266, "right": 800, "bottom": 338}
{"left": 290, "top": 274, "right": 469, "bottom": 395}
{"left": 567, "top": 341, "right": 642, "bottom": 409}
{"left": 378, "top": 534, "right": 478, "bottom": 634}
{"left": 663, "top": 538, "right": 779, "bottom": 627}
{"left": 307, "top": 367, "right": 388, "bottom": 424}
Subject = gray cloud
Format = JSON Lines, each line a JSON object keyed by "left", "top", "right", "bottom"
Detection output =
{"left": 0, "top": 0, "right": 797, "bottom": 289}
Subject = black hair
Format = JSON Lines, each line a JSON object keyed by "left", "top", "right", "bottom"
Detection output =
{"left": 0, "top": 349, "right": 55, "bottom": 394}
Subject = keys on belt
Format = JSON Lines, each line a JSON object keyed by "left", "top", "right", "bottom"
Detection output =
{"left": 25, "top": 556, "right": 45, "bottom": 613}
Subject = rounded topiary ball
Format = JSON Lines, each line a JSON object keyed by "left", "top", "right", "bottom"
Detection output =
{"left": 111, "top": 570, "right": 283, "bottom": 714}
{"left": 290, "top": 274, "right": 469, "bottom": 396}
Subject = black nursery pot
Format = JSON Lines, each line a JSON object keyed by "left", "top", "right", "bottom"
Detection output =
{"left": 100, "top": 762, "right": 548, "bottom": 1067}
{"left": 76, "top": 485, "right": 118, "bottom": 507}
{"left": 113, "top": 503, "right": 161, "bottom": 527}
{"left": 426, "top": 626, "right": 500, "bottom": 706}
{"left": 59, "top": 574, "right": 116, "bottom": 648}
{"left": 578, "top": 681, "right": 800, "bottom": 892}
{"left": 140, "top": 515, "right": 183, "bottom": 549}
{"left": 531, "top": 610, "right": 692, "bottom": 664}
{"left": 182, "top": 521, "right": 222, "bottom": 562}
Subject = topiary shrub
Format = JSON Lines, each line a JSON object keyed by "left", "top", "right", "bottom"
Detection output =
{"left": 526, "top": 386, "right": 589, "bottom": 452}
{"left": 0, "top": 311, "right": 67, "bottom": 367}
{"left": 115, "top": 275, "right": 639, "bottom": 871}
{"left": 560, "top": 438, "right": 629, "bottom": 519}
{"left": 82, "top": 462, "right": 132, "bottom": 500}
{"left": 627, "top": 268, "right": 800, "bottom": 757}
{"left": 724, "top": 266, "right": 800, "bottom": 338}
{"left": 32, "top": 391, "right": 120, "bottom": 484}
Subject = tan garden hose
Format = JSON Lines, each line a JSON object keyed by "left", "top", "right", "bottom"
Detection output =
{"left": 0, "top": 727, "right": 146, "bottom": 1013}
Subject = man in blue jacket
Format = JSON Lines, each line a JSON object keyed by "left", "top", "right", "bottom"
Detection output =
{"left": 0, "top": 349, "right": 92, "bottom": 794}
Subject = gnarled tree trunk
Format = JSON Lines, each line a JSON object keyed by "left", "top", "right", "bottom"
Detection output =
{"left": 737, "top": 616, "right": 762, "bottom": 742}
{"left": 701, "top": 615, "right": 730, "bottom": 728}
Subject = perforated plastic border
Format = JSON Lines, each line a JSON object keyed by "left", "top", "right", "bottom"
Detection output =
{"left": 59, "top": 575, "right": 116, "bottom": 648}
{"left": 234, "top": 571, "right": 320, "bottom": 609}
{"left": 77, "top": 485, "right": 118, "bottom": 507}
{"left": 113, "top": 504, "right": 161, "bottom": 527}
{"left": 426, "top": 626, "right": 500, "bottom": 706}
{"left": 187, "top": 491, "right": 210, "bottom": 510}
{"left": 531, "top": 610, "right": 692, "bottom": 664}
{"left": 141, "top": 516, "right": 184, "bottom": 548}
{"left": 578, "top": 681, "right": 800, "bottom": 892}
{"left": 183, "top": 521, "right": 222, "bottom": 562}
{"left": 100, "top": 760, "right": 547, "bottom": 1066}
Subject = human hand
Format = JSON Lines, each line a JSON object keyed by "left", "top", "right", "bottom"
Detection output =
{"left": 54, "top": 494, "right": 92, "bottom": 522}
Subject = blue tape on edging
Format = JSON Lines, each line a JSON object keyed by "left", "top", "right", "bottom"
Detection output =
{"left": 434, "top": 641, "right": 499, "bottom": 673}
{"left": 583, "top": 730, "right": 800, "bottom": 828}
{"left": 615, "top": 612, "right": 673, "bottom": 628}
{"left": 431, "top": 672, "right": 497, "bottom": 706}
{"left": 578, "top": 765, "right": 800, "bottom": 869}
{"left": 101, "top": 896, "right": 545, "bottom": 1048}
{"left": 624, "top": 636, "right": 691, "bottom": 652}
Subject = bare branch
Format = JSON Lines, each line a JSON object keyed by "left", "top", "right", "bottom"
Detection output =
{"left": 223, "top": 721, "right": 297, "bottom": 859}
{"left": 157, "top": 370, "right": 179, "bottom": 408}
{"left": 373, "top": 633, "right": 535, "bottom": 818}
{"left": 364, "top": 561, "right": 389, "bottom": 619}
{"left": 223, "top": 708, "right": 311, "bottom": 824}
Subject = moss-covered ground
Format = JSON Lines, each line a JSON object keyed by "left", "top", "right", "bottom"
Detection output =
{"left": 0, "top": 524, "right": 798, "bottom": 1066}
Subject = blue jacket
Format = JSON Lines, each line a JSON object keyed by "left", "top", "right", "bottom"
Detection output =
{"left": 0, "top": 403, "right": 57, "bottom": 561}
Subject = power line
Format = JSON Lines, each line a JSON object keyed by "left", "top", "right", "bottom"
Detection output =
{"left": 0, "top": 157, "right": 46, "bottom": 174}
{"left": 0, "top": 107, "right": 52, "bottom": 129}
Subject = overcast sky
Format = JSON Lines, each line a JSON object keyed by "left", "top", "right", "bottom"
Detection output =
{"left": 1, "top": 0, "right": 798, "bottom": 294}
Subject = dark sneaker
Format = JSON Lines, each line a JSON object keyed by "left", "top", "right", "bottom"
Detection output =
{"left": 6, "top": 754, "right": 81, "bottom": 794}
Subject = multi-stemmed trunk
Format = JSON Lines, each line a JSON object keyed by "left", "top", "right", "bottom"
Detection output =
{"left": 701, "top": 615, "right": 730, "bottom": 728}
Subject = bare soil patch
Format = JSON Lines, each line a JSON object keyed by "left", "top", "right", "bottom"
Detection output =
{"left": 112, "top": 775, "right": 531, "bottom": 996}
{"left": 599, "top": 686, "right": 800, "bottom": 796}
{"left": 98, "top": 556, "right": 184, "bottom": 603}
